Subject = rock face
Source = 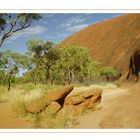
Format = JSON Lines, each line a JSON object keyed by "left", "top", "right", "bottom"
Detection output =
{"left": 26, "top": 86, "right": 73, "bottom": 113}
{"left": 127, "top": 49, "right": 140, "bottom": 81}
{"left": 61, "top": 14, "right": 140, "bottom": 80}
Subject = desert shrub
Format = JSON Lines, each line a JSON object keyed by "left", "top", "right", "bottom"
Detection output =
{"left": 100, "top": 66, "right": 118, "bottom": 81}
{"left": 10, "top": 84, "right": 58, "bottom": 119}
{"left": 11, "top": 97, "right": 27, "bottom": 116}
{"left": 10, "top": 87, "right": 46, "bottom": 116}
{"left": 31, "top": 109, "right": 78, "bottom": 128}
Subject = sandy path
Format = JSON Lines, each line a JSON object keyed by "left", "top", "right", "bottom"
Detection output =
{"left": 75, "top": 87, "right": 140, "bottom": 128}
{"left": 0, "top": 103, "right": 32, "bottom": 128}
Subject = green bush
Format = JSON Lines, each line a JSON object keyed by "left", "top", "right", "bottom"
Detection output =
{"left": 101, "top": 66, "right": 118, "bottom": 77}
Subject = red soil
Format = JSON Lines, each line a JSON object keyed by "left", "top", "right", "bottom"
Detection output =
{"left": 0, "top": 103, "right": 32, "bottom": 128}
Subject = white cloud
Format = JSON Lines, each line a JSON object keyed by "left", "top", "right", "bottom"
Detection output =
{"left": 66, "top": 24, "right": 89, "bottom": 32}
{"left": 60, "top": 16, "right": 86, "bottom": 28}
{"left": 60, "top": 16, "right": 89, "bottom": 32}
{"left": 45, "top": 33, "right": 69, "bottom": 41}
{"left": 67, "top": 17, "right": 85, "bottom": 25}
{"left": 8, "top": 25, "right": 47, "bottom": 42}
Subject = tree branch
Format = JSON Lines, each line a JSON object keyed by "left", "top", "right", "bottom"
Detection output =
{"left": 0, "top": 16, "right": 32, "bottom": 47}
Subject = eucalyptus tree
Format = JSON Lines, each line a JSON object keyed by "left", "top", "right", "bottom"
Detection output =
{"left": 0, "top": 13, "right": 41, "bottom": 47}
{"left": 26, "top": 40, "right": 59, "bottom": 84}
{"left": 55, "top": 43, "right": 94, "bottom": 85}
{"left": 0, "top": 50, "right": 28, "bottom": 90}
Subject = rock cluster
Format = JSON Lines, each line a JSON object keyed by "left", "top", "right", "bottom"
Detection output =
{"left": 64, "top": 89, "right": 102, "bottom": 116}
{"left": 26, "top": 86, "right": 102, "bottom": 116}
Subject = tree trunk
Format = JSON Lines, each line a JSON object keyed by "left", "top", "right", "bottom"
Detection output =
{"left": 3, "top": 74, "right": 8, "bottom": 84}
{"left": 68, "top": 70, "right": 72, "bottom": 85}
{"left": 45, "top": 68, "right": 51, "bottom": 85}
{"left": 0, "top": 38, "right": 4, "bottom": 47}
{"left": 7, "top": 75, "right": 11, "bottom": 91}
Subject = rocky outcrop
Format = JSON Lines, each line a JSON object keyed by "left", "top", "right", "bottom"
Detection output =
{"left": 26, "top": 86, "right": 102, "bottom": 117}
{"left": 26, "top": 86, "right": 73, "bottom": 113}
{"left": 64, "top": 89, "right": 102, "bottom": 116}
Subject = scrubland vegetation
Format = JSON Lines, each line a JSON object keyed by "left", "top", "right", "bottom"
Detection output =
{"left": 0, "top": 13, "right": 119, "bottom": 128}
{"left": 0, "top": 82, "right": 117, "bottom": 128}
{"left": 0, "top": 41, "right": 118, "bottom": 90}
{"left": 0, "top": 40, "right": 118, "bottom": 128}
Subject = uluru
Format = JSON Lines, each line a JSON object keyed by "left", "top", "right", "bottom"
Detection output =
{"left": 62, "top": 14, "right": 140, "bottom": 81}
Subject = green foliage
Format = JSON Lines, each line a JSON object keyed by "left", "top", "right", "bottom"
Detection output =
{"left": 0, "top": 14, "right": 6, "bottom": 31}
{"left": 51, "top": 43, "right": 95, "bottom": 84}
{"left": 0, "top": 41, "right": 118, "bottom": 88}
{"left": 17, "top": 14, "right": 41, "bottom": 26}
{"left": 22, "top": 42, "right": 119, "bottom": 85}
{"left": 0, "top": 50, "right": 29, "bottom": 90}
{"left": 100, "top": 66, "right": 118, "bottom": 77}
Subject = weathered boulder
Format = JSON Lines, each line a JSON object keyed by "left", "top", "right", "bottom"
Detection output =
{"left": 65, "top": 94, "right": 85, "bottom": 105}
{"left": 26, "top": 86, "right": 73, "bottom": 113}
{"left": 26, "top": 96, "right": 50, "bottom": 113}
{"left": 82, "top": 89, "right": 102, "bottom": 99}
{"left": 63, "top": 88, "right": 102, "bottom": 115}
{"left": 90, "top": 92, "right": 102, "bottom": 103}
{"left": 64, "top": 89, "right": 102, "bottom": 106}
{"left": 82, "top": 90, "right": 102, "bottom": 109}
{"left": 45, "top": 101, "right": 61, "bottom": 116}
{"left": 46, "top": 86, "right": 73, "bottom": 104}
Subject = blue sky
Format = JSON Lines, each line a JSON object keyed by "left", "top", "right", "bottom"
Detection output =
{"left": 0, "top": 13, "right": 123, "bottom": 54}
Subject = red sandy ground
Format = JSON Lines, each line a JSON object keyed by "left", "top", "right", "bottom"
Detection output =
{"left": 0, "top": 103, "right": 32, "bottom": 128}
{"left": 75, "top": 83, "right": 140, "bottom": 128}
{"left": 0, "top": 83, "right": 140, "bottom": 128}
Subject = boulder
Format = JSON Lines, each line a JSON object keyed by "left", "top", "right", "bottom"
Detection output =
{"left": 26, "top": 96, "right": 50, "bottom": 113}
{"left": 45, "top": 101, "right": 61, "bottom": 116}
{"left": 59, "top": 105, "right": 83, "bottom": 117}
{"left": 64, "top": 88, "right": 102, "bottom": 114}
{"left": 81, "top": 99, "right": 91, "bottom": 109}
{"left": 82, "top": 91, "right": 94, "bottom": 99}
{"left": 64, "top": 89, "right": 102, "bottom": 106}
{"left": 82, "top": 89, "right": 102, "bottom": 99}
{"left": 26, "top": 86, "right": 73, "bottom": 113}
{"left": 58, "top": 88, "right": 102, "bottom": 117}
{"left": 46, "top": 85, "right": 73, "bottom": 103}
{"left": 90, "top": 92, "right": 102, "bottom": 103}
{"left": 65, "top": 95, "right": 85, "bottom": 105}
{"left": 82, "top": 92, "right": 102, "bottom": 109}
